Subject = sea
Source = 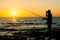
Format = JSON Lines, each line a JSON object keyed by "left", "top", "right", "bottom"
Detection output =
{"left": 0, "top": 17, "right": 60, "bottom": 37}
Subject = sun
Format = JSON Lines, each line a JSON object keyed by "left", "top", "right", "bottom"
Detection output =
{"left": 12, "top": 11, "right": 16, "bottom": 15}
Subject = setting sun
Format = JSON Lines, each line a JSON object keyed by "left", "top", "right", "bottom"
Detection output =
{"left": 12, "top": 11, "right": 16, "bottom": 15}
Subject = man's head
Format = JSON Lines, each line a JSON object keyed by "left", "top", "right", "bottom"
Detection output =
{"left": 46, "top": 10, "right": 51, "bottom": 14}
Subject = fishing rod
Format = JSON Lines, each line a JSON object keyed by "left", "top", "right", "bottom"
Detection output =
{"left": 22, "top": 8, "right": 45, "bottom": 18}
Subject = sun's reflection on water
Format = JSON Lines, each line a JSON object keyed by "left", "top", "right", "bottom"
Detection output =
{"left": 12, "top": 17, "right": 16, "bottom": 23}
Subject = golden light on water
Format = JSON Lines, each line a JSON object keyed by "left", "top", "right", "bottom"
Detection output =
{"left": 12, "top": 17, "right": 16, "bottom": 23}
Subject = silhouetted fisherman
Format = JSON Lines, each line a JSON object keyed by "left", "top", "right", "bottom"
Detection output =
{"left": 43, "top": 10, "right": 52, "bottom": 40}
{"left": 46, "top": 10, "right": 52, "bottom": 40}
{"left": 46, "top": 10, "right": 52, "bottom": 29}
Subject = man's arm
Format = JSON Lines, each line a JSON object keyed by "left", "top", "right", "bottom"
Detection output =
{"left": 46, "top": 11, "right": 48, "bottom": 16}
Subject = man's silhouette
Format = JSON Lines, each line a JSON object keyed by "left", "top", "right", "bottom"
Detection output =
{"left": 43, "top": 10, "right": 52, "bottom": 40}
{"left": 46, "top": 10, "right": 52, "bottom": 40}
{"left": 46, "top": 10, "right": 52, "bottom": 31}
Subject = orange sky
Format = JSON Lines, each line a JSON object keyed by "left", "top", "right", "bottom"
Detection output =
{"left": 0, "top": 0, "right": 60, "bottom": 17}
